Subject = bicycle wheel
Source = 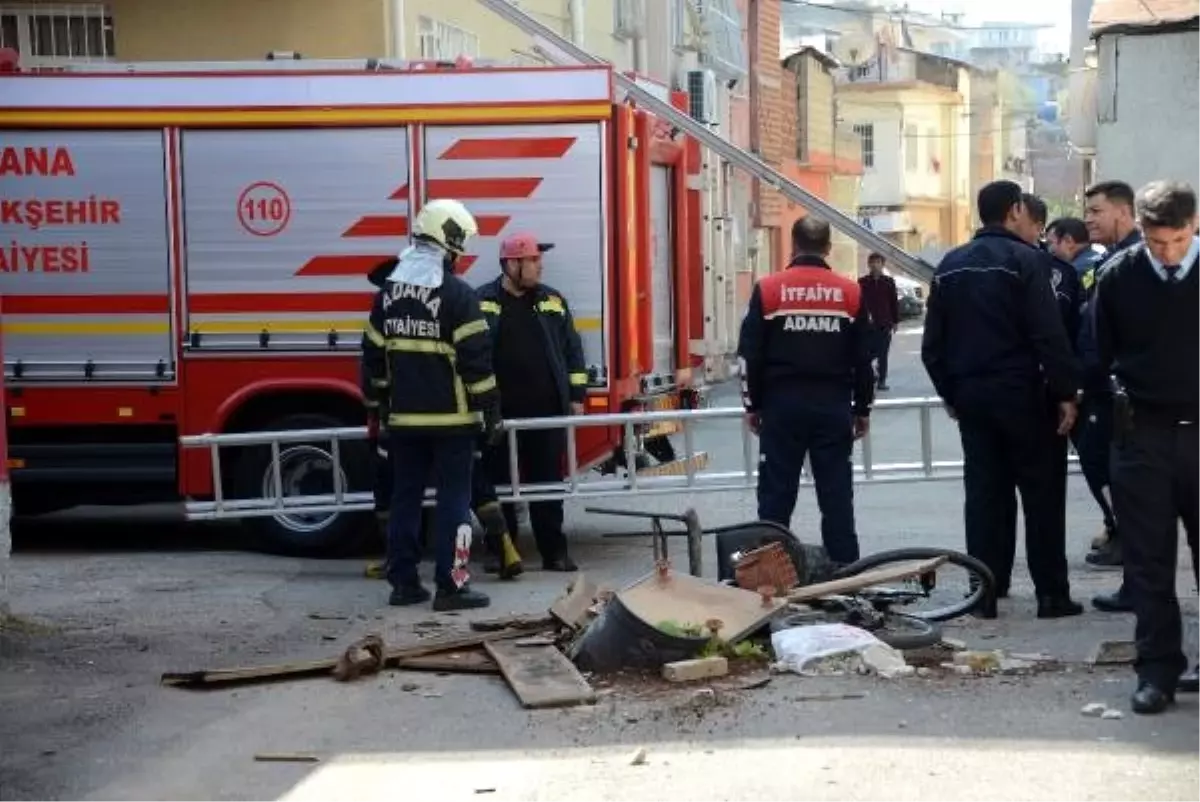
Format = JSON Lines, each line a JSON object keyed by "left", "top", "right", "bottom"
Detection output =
{"left": 832, "top": 547, "right": 996, "bottom": 623}
{"left": 873, "top": 612, "right": 942, "bottom": 651}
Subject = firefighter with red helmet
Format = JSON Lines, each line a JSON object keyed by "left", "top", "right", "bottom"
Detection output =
{"left": 475, "top": 232, "right": 588, "bottom": 572}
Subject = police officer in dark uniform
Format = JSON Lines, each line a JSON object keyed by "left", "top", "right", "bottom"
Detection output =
{"left": 1045, "top": 217, "right": 1119, "bottom": 562}
{"left": 1094, "top": 180, "right": 1199, "bottom": 714}
{"left": 361, "top": 199, "right": 500, "bottom": 612}
{"left": 477, "top": 232, "right": 588, "bottom": 572}
{"left": 921, "top": 180, "right": 1083, "bottom": 619}
{"left": 737, "top": 217, "right": 874, "bottom": 565}
{"left": 1084, "top": 180, "right": 1144, "bottom": 583}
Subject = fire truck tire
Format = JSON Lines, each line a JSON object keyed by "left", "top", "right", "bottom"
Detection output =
{"left": 231, "top": 412, "right": 372, "bottom": 558}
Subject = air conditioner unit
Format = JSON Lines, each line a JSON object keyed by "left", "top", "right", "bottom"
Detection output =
{"left": 686, "top": 68, "right": 718, "bottom": 124}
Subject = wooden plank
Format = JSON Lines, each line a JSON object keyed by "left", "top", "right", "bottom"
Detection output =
{"left": 785, "top": 557, "right": 948, "bottom": 603}
{"left": 161, "top": 628, "right": 531, "bottom": 689}
{"left": 549, "top": 574, "right": 600, "bottom": 630}
{"left": 484, "top": 640, "right": 596, "bottom": 709}
{"left": 469, "top": 614, "right": 556, "bottom": 633}
{"left": 395, "top": 650, "right": 499, "bottom": 674}
{"left": 617, "top": 570, "right": 786, "bottom": 644}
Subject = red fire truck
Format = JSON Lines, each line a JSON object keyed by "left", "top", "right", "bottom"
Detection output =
{"left": 0, "top": 58, "right": 704, "bottom": 555}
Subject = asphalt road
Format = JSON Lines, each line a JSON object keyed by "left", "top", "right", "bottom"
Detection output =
{"left": 2, "top": 321, "right": 1197, "bottom": 801}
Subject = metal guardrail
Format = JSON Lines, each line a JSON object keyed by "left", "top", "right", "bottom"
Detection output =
{"left": 178, "top": 397, "right": 1081, "bottom": 521}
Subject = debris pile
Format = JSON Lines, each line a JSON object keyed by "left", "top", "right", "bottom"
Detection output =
{"left": 159, "top": 552, "right": 1060, "bottom": 709}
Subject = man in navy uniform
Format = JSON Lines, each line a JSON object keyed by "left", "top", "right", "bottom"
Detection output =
{"left": 361, "top": 199, "right": 500, "bottom": 612}
{"left": 921, "top": 180, "right": 1083, "bottom": 619}
{"left": 1045, "top": 217, "right": 1119, "bottom": 568}
{"left": 1084, "top": 180, "right": 1143, "bottom": 583}
{"left": 737, "top": 216, "right": 874, "bottom": 565}
{"left": 1094, "top": 180, "right": 1199, "bottom": 714}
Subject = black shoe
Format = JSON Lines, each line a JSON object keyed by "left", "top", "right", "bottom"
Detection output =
{"left": 1036, "top": 595, "right": 1084, "bottom": 619}
{"left": 1085, "top": 540, "right": 1123, "bottom": 568}
{"left": 1178, "top": 666, "right": 1199, "bottom": 693}
{"left": 542, "top": 555, "right": 579, "bottom": 572}
{"left": 976, "top": 596, "right": 999, "bottom": 619}
{"left": 1092, "top": 590, "right": 1134, "bottom": 613}
{"left": 498, "top": 559, "right": 524, "bottom": 581}
{"left": 389, "top": 584, "right": 432, "bottom": 607}
{"left": 432, "top": 584, "right": 491, "bottom": 612}
{"left": 1131, "top": 681, "right": 1175, "bottom": 715}
{"left": 482, "top": 555, "right": 501, "bottom": 575}
{"left": 877, "top": 382, "right": 890, "bottom": 391}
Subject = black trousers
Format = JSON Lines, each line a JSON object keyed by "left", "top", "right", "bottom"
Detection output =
{"left": 756, "top": 390, "right": 859, "bottom": 564}
{"left": 1111, "top": 415, "right": 1198, "bottom": 688}
{"left": 1071, "top": 392, "right": 1117, "bottom": 533}
{"left": 485, "top": 427, "right": 568, "bottom": 562}
{"left": 871, "top": 325, "right": 894, "bottom": 385}
{"left": 956, "top": 383, "right": 1070, "bottom": 597}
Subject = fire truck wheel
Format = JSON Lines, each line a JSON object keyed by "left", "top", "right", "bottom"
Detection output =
{"left": 231, "top": 412, "right": 372, "bottom": 558}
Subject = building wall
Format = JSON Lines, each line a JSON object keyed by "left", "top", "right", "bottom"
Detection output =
{"left": 103, "top": 0, "right": 388, "bottom": 61}
{"left": 1095, "top": 29, "right": 1200, "bottom": 191}
{"left": 63, "top": 0, "right": 625, "bottom": 66}
{"left": 838, "top": 89, "right": 905, "bottom": 206}
{"left": 401, "top": 0, "right": 626, "bottom": 64}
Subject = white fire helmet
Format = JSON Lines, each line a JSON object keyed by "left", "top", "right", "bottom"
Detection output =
{"left": 412, "top": 198, "right": 479, "bottom": 255}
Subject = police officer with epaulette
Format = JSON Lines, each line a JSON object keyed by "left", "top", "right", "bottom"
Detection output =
{"left": 737, "top": 217, "right": 874, "bottom": 565}
{"left": 921, "top": 180, "right": 1083, "bottom": 619}
{"left": 476, "top": 232, "right": 588, "bottom": 572}
{"left": 361, "top": 198, "right": 500, "bottom": 612}
{"left": 1094, "top": 180, "right": 1199, "bottom": 715}
{"left": 1084, "top": 180, "right": 1145, "bottom": 605}
{"left": 1045, "top": 216, "right": 1119, "bottom": 563}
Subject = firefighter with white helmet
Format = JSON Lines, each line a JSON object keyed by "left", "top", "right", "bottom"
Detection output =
{"left": 361, "top": 198, "right": 501, "bottom": 611}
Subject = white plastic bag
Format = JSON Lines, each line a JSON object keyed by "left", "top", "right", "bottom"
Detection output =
{"left": 771, "top": 623, "right": 907, "bottom": 676}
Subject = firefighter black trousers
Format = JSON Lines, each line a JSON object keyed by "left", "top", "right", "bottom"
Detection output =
{"left": 955, "top": 383, "right": 1070, "bottom": 597}
{"left": 757, "top": 390, "right": 860, "bottom": 564}
{"left": 1111, "top": 415, "right": 1198, "bottom": 689}
{"left": 486, "top": 428, "right": 568, "bottom": 562}
{"left": 385, "top": 432, "right": 474, "bottom": 592}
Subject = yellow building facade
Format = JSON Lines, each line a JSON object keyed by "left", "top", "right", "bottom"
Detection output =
{"left": 6, "top": 0, "right": 626, "bottom": 66}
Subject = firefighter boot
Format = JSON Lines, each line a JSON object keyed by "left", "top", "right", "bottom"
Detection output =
{"left": 478, "top": 503, "right": 524, "bottom": 580}
{"left": 364, "top": 512, "right": 389, "bottom": 580}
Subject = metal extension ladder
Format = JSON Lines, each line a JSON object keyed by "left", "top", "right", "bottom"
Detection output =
{"left": 473, "top": 0, "right": 935, "bottom": 282}
{"left": 179, "top": 398, "right": 1083, "bottom": 521}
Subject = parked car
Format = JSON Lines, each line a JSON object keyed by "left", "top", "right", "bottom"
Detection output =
{"left": 893, "top": 274, "right": 925, "bottom": 320}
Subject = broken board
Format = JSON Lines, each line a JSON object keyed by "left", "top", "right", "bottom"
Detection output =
{"left": 785, "top": 557, "right": 948, "bottom": 603}
{"left": 162, "top": 628, "right": 531, "bottom": 689}
{"left": 396, "top": 650, "right": 500, "bottom": 674}
{"left": 618, "top": 570, "right": 786, "bottom": 644}
{"left": 484, "top": 640, "right": 596, "bottom": 709}
{"left": 549, "top": 574, "right": 600, "bottom": 630}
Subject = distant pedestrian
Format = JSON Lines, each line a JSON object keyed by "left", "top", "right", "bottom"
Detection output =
{"left": 1094, "top": 180, "right": 1198, "bottom": 715}
{"left": 921, "top": 180, "right": 1083, "bottom": 619}
{"left": 738, "top": 217, "right": 874, "bottom": 565}
{"left": 858, "top": 252, "right": 899, "bottom": 391}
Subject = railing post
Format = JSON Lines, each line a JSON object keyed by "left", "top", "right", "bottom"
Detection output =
{"left": 507, "top": 429, "right": 522, "bottom": 500}
{"left": 919, "top": 404, "right": 934, "bottom": 477}
{"left": 565, "top": 421, "right": 579, "bottom": 493}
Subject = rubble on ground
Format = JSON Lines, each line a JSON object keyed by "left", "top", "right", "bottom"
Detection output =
{"left": 156, "top": 552, "right": 1072, "bottom": 708}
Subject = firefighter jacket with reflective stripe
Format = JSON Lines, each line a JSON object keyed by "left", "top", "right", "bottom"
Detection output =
{"left": 361, "top": 258, "right": 498, "bottom": 435}
{"left": 476, "top": 277, "right": 588, "bottom": 413}
{"left": 737, "top": 254, "right": 875, "bottom": 416}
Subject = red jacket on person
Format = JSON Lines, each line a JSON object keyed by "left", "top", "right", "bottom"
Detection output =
{"left": 858, "top": 272, "right": 899, "bottom": 328}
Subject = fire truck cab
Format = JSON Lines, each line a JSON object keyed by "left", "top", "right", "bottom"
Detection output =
{"left": 0, "top": 58, "right": 703, "bottom": 555}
